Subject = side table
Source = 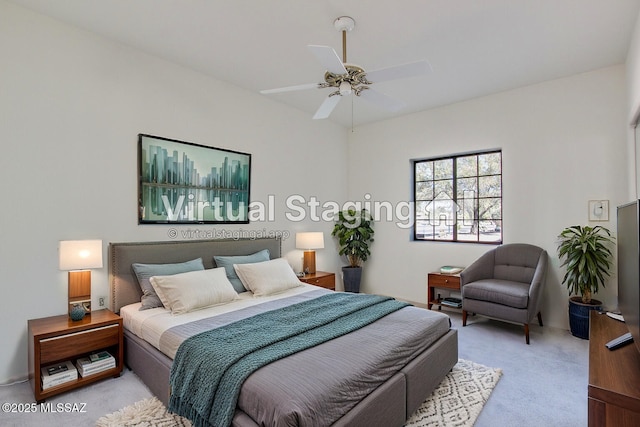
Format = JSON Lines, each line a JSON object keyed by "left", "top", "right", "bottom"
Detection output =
{"left": 427, "top": 272, "right": 461, "bottom": 310}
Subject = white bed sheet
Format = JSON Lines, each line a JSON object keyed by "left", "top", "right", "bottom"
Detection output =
{"left": 120, "top": 283, "right": 320, "bottom": 358}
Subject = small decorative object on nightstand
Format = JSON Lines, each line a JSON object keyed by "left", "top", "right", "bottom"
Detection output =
{"left": 299, "top": 271, "right": 336, "bottom": 290}
{"left": 28, "top": 309, "right": 123, "bottom": 403}
{"left": 427, "top": 271, "right": 462, "bottom": 310}
{"left": 69, "top": 304, "right": 86, "bottom": 321}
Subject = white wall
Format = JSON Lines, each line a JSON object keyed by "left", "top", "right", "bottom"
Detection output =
{"left": 0, "top": 1, "right": 347, "bottom": 383}
{"left": 348, "top": 65, "right": 628, "bottom": 331}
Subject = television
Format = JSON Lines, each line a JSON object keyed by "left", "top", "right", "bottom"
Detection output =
{"left": 616, "top": 200, "right": 640, "bottom": 353}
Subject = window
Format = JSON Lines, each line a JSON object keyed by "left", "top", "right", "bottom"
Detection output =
{"left": 413, "top": 150, "right": 502, "bottom": 243}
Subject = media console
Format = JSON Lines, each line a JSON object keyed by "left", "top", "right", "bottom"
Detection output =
{"left": 588, "top": 311, "right": 640, "bottom": 426}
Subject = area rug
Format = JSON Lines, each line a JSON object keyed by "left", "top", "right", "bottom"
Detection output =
{"left": 404, "top": 359, "right": 502, "bottom": 426}
{"left": 96, "top": 359, "right": 501, "bottom": 427}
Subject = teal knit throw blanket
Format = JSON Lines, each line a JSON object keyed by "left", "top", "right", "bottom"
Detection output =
{"left": 169, "top": 292, "right": 409, "bottom": 427}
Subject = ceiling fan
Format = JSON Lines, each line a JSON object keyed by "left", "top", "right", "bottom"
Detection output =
{"left": 260, "top": 16, "right": 432, "bottom": 120}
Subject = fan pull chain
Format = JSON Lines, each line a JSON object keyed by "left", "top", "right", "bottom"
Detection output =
{"left": 351, "top": 94, "right": 354, "bottom": 132}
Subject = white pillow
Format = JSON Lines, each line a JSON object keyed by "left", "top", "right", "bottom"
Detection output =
{"left": 149, "top": 267, "right": 238, "bottom": 314}
{"left": 234, "top": 258, "right": 302, "bottom": 297}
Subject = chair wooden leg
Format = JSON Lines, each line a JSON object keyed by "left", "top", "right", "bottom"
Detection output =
{"left": 537, "top": 312, "right": 543, "bottom": 327}
{"left": 524, "top": 323, "right": 530, "bottom": 344}
{"left": 462, "top": 310, "right": 468, "bottom": 326}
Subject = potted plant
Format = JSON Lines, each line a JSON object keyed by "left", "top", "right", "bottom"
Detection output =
{"left": 557, "top": 225, "right": 614, "bottom": 339}
{"left": 331, "top": 209, "right": 374, "bottom": 292}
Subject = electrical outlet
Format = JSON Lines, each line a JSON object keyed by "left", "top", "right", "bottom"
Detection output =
{"left": 98, "top": 297, "right": 105, "bottom": 307}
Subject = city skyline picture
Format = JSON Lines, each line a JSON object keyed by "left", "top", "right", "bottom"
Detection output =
{"left": 138, "top": 134, "right": 251, "bottom": 224}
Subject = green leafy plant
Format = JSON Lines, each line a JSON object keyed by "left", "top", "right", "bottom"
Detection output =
{"left": 331, "top": 209, "right": 374, "bottom": 268}
{"left": 557, "top": 225, "right": 614, "bottom": 304}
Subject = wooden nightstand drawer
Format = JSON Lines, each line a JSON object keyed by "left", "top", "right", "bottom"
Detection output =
{"left": 299, "top": 271, "right": 335, "bottom": 290}
{"left": 306, "top": 275, "right": 334, "bottom": 287}
{"left": 427, "top": 273, "right": 460, "bottom": 289}
{"left": 39, "top": 324, "right": 120, "bottom": 364}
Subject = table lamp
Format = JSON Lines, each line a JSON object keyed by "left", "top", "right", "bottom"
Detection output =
{"left": 296, "top": 232, "right": 324, "bottom": 274}
{"left": 59, "top": 240, "right": 103, "bottom": 320}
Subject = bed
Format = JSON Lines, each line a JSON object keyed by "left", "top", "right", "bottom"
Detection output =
{"left": 109, "top": 237, "right": 458, "bottom": 427}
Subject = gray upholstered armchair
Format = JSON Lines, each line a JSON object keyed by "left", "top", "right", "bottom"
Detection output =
{"left": 460, "top": 243, "right": 548, "bottom": 344}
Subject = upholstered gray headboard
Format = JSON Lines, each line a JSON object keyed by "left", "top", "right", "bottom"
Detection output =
{"left": 109, "top": 238, "right": 282, "bottom": 313}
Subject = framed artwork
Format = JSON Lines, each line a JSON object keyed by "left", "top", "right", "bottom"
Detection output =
{"left": 588, "top": 200, "right": 609, "bottom": 222}
{"left": 138, "top": 134, "right": 251, "bottom": 224}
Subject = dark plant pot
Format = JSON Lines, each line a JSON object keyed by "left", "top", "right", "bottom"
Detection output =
{"left": 568, "top": 296, "right": 602, "bottom": 339}
{"left": 342, "top": 266, "right": 362, "bottom": 293}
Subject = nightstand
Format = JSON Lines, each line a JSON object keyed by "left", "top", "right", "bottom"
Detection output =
{"left": 28, "top": 309, "right": 123, "bottom": 402}
{"left": 299, "top": 271, "right": 336, "bottom": 290}
{"left": 427, "top": 272, "right": 461, "bottom": 310}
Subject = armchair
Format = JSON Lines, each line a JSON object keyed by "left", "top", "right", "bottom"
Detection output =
{"left": 460, "top": 243, "right": 548, "bottom": 344}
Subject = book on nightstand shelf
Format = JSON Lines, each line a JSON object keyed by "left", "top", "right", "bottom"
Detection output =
{"left": 41, "top": 360, "right": 77, "bottom": 389}
{"left": 440, "top": 297, "right": 462, "bottom": 308}
{"left": 75, "top": 351, "right": 116, "bottom": 377}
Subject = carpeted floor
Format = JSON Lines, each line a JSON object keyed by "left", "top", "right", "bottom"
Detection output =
{"left": 95, "top": 359, "right": 501, "bottom": 427}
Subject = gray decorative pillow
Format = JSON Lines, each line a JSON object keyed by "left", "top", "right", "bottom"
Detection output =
{"left": 213, "top": 249, "right": 270, "bottom": 293}
{"left": 132, "top": 258, "right": 205, "bottom": 310}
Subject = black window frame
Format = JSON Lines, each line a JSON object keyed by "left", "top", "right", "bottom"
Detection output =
{"left": 412, "top": 149, "right": 503, "bottom": 244}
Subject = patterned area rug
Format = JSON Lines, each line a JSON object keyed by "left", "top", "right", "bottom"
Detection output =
{"left": 95, "top": 397, "right": 192, "bottom": 427}
{"left": 95, "top": 359, "right": 501, "bottom": 427}
{"left": 405, "top": 359, "right": 502, "bottom": 426}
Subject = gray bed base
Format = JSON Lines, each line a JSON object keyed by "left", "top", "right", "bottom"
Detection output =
{"left": 109, "top": 238, "right": 458, "bottom": 427}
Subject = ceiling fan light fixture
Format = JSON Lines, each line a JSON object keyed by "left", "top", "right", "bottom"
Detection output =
{"left": 339, "top": 81, "right": 352, "bottom": 95}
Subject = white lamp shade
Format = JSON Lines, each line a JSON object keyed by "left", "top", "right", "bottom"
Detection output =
{"left": 59, "top": 240, "right": 103, "bottom": 270}
{"left": 296, "top": 232, "right": 325, "bottom": 250}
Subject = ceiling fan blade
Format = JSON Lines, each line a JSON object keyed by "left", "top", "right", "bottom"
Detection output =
{"left": 260, "top": 83, "right": 320, "bottom": 94}
{"left": 365, "top": 60, "right": 432, "bottom": 83}
{"left": 308, "top": 45, "right": 347, "bottom": 75}
{"left": 313, "top": 95, "right": 342, "bottom": 120}
{"left": 358, "top": 88, "right": 406, "bottom": 112}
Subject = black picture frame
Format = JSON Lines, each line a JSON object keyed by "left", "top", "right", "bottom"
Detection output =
{"left": 138, "top": 134, "right": 251, "bottom": 224}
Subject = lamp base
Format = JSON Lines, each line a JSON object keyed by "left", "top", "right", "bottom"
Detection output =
{"left": 303, "top": 250, "right": 317, "bottom": 274}
{"left": 68, "top": 270, "right": 91, "bottom": 316}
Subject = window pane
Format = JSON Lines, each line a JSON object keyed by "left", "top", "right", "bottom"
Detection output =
{"left": 431, "top": 197, "right": 455, "bottom": 226}
{"left": 478, "top": 175, "right": 501, "bottom": 197}
{"left": 415, "top": 161, "right": 433, "bottom": 182}
{"left": 457, "top": 229, "right": 478, "bottom": 242}
{"left": 457, "top": 177, "right": 477, "bottom": 199}
{"left": 479, "top": 198, "right": 501, "bottom": 220}
{"left": 433, "top": 159, "right": 453, "bottom": 180}
{"left": 433, "top": 180, "right": 453, "bottom": 199}
{"left": 415, "top": 201, "right": 430, "bottom": 220}
{"left": 415, "top": 220, "right": 434, "bottom": 240}
{"left": 456, "top": 211, "right": 477, "bottom": 241}
{"left": 478, "top": 152, "right": 501, "bottom": 176}
{"left": 479, "top": 221, "right": 502, "bottom": 242}
{"left": 415, "top": 181, "right": 433, "bottom": 200}
{"left": 434, "top": 224, "right": 453, "bottom": 241}
{"left": 456, "top": 155, "right": 477, "bottom": 178}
